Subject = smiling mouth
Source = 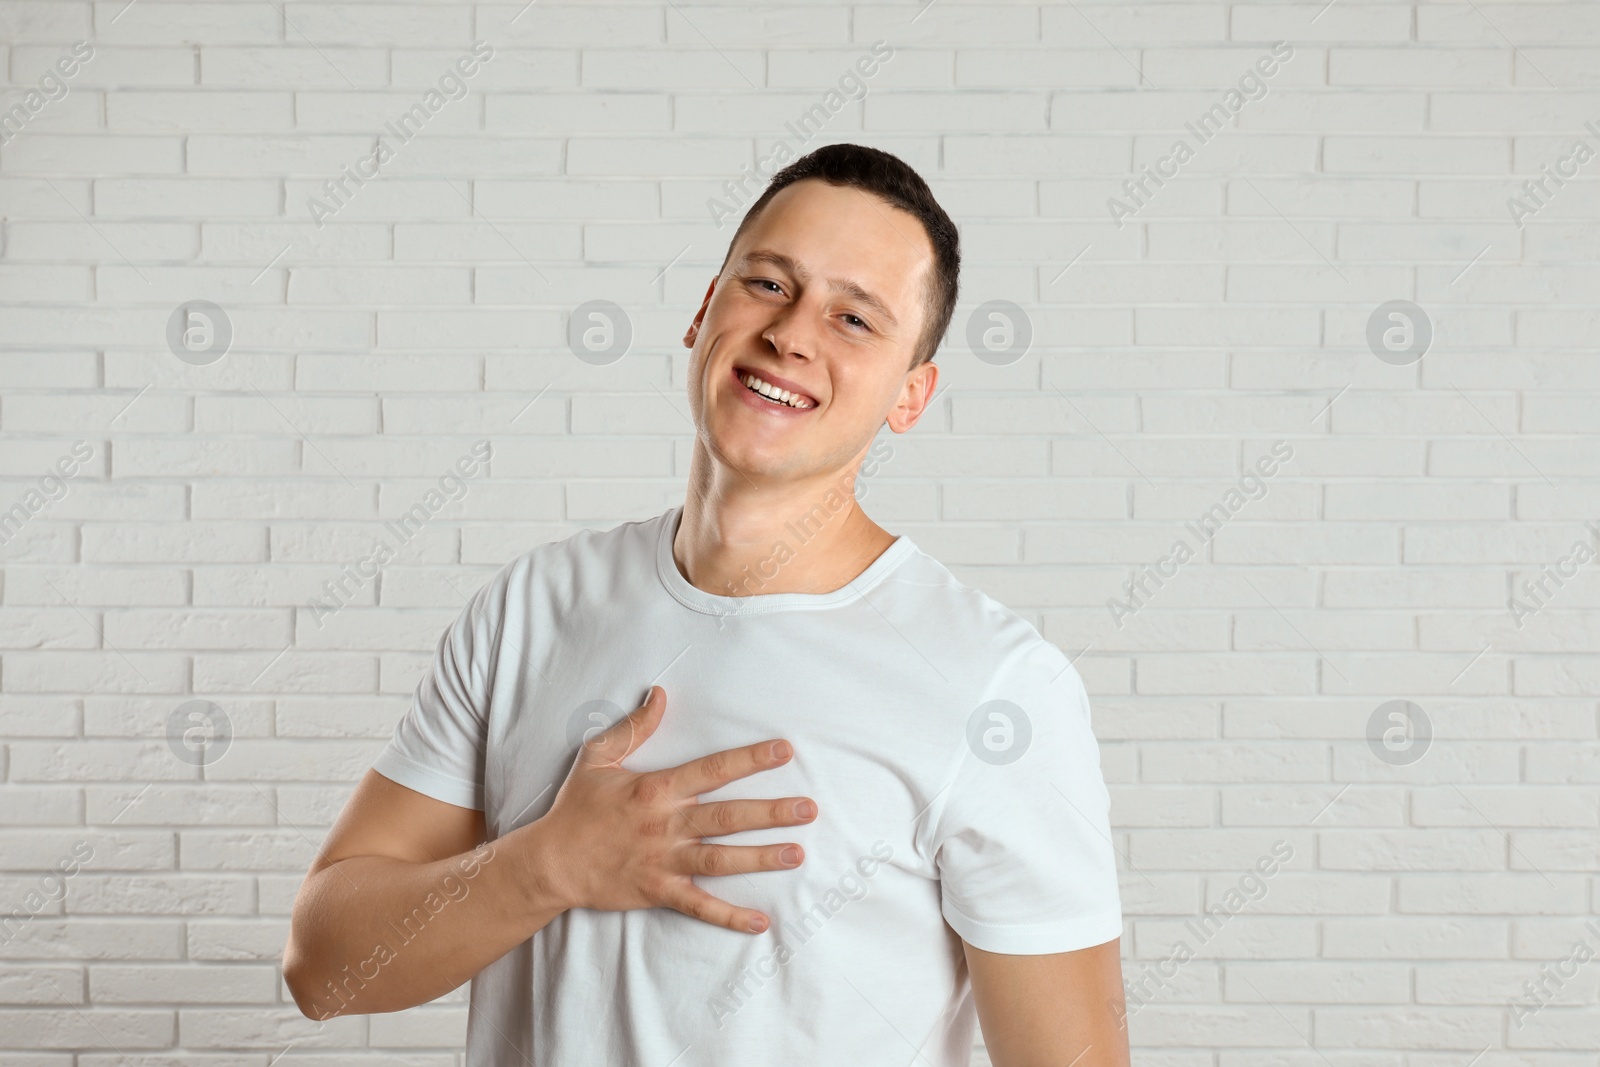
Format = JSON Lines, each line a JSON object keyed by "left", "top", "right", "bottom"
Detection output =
{"left": 733, "top": 365, "right": 817, "bottom": 410}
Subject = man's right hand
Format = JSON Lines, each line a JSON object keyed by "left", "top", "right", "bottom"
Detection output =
{"left": 531, "top": 684, "right": 818, "bottom": 934}
{"left": 284, "top": 685, "right": 811, "bottom": 1019}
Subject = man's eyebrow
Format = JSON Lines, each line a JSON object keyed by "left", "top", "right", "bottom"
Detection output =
{"left": 737, "top": 249, "right": 899, "bottom": 330}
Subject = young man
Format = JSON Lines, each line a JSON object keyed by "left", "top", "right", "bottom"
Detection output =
{"left": 285, "top": 144, "right": 1129, "bottom": 1066}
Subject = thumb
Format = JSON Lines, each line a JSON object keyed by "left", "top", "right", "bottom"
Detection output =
{"left": 584, "top": 685, "right": 663, "bottom": 769}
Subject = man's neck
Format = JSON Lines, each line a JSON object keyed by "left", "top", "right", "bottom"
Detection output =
{"left": 671, "top": 461, "right": 897, "bottom": 600}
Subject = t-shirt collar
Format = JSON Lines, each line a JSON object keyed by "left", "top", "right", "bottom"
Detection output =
{"left": 655, "top": 503, "right": 915, "bottom": 617}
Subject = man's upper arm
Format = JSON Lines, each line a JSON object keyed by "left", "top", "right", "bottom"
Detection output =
{"left": 369, "top": 557, "right": 525, "bottom": 814}
{"left": 931, "top": 647, "right": 1124, "bottom": 954}
{"left": 963, "top": 937, "right": 1130, "bottom": 1067}
{"left": 315, "top": 561, "right": 521, "bottom": 877}
{"left": 310, "top": 768, "right": 487, "bottom": 877}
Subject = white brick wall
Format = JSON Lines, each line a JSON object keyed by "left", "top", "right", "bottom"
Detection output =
{"left": 1, "top": 0, "right": 1597, "bottom": 1061}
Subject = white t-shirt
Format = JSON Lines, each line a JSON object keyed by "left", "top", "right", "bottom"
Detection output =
{"left": 372, "top": 504, "right": 1123, "bottom": 1066}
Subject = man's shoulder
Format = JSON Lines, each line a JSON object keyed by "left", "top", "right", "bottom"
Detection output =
{"left": 888, "top": 543, "right": 1081, "bottom": 691}
{"left": 471, "top": 509, "right": 668, "bottom": 608}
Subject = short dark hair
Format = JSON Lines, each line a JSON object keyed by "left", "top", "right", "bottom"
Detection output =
{"left": 717, "top": 143, "right": 960, "bottom": 371}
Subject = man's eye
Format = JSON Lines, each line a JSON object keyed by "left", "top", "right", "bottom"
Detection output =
{"left": 842, "top": 314, "right": 869, "bottom": 331}
{"left": 752, "top": 279, "right": 783, "bottom": 294}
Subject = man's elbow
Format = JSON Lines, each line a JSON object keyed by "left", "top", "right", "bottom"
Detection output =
{"left": 283, "top": 944, "right": 319, "bottom": 1020}
{"left": 282, "top": 922, "right": 343, "bottom": 1021}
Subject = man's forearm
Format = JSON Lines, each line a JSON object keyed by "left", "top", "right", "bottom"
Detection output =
{"left": 284, "top": 822, "right": 566, "bottom": 1018}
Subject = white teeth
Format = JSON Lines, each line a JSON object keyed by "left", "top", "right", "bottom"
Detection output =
{"left": 741, "top": 372, "right": 812, "bottom": 409}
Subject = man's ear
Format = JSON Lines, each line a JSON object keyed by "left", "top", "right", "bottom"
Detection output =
{"left": 683, "top": 274, "right": 720, "bottom": 348}
{"left": 885, "top": 359, "right": 939, "bottom": 434}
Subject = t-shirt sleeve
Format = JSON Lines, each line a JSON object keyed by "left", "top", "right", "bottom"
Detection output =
{"left": 370, "top": 564, "right": 512, "bottom": 812}
{"left": 932, "top": 645, "right": 1124, "bottom": 955}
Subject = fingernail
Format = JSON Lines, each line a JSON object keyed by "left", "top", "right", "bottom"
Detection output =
{"left": 771, "top": 740, "right": 791, "bottom": 760}
{"left": 749, "top": 916, "right": 767, "bottom": 933}
{"left": 795, "top": 800, "right": 816, "bottom": 819}
{"left": 780, "top": 846, "right": 801, "bottom": 866}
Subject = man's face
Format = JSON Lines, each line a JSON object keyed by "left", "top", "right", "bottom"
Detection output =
{"left": 682, "top": 178, "right": 939, "bottom": 487}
